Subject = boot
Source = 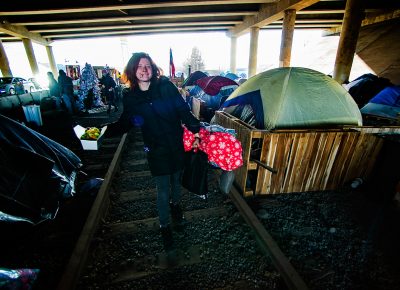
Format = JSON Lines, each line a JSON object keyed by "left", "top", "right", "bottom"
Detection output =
{"left": 160, "top": 225, "right": 174, "bottom": 251}
{"left": 170, "top": 203, "right": 187, "bottom": 230}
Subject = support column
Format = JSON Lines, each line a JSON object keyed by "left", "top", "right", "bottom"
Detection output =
{"left": 279, "top": 9, "right": 296, "bottom": 67}
{"left": 46, "top": 45, "right": 58, "bottom": 78}
{"left": 22, "top": 38, "right": 40, "bottom": 77}
{"left": 0, "top": 40, "right": 13, "bottom": 77}
{"left": 230, "top": 36, "right": 237, "bottom": 74}
{"left": 333, "top": 0, "right": 364, "bottom": 84}
{"left": 248, "top": 27, "right": 259, "bottom": 78}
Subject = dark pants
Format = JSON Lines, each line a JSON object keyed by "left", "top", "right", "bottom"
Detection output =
{"left": 106, "top": 90, "right": 117, "bottom": 112}
{"left": 154, "top": 170, "right": 182, "bottom": 227}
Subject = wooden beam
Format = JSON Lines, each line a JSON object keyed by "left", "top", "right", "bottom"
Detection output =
{"left": 323, "top": 9, "right": 400, "bottom": 36}
{"left": 333, "top": 0, "right": 364, "bottom": 84}
{"left": 0, "top": 0, "right": 278, "bottom": 16}
{"left": 22, "top": 38, "right": 40, "bottom": 76}
{"left": 248, "top": 27, "right": 259, "bottom": 77}
{"left": 229, "top": 0, "right": 320, "bottom": 37}
{"left": 43, "top": 26, "right": 232, "bottom": 39}
{"left": 30, "top": 21, "right": 241, "bottom": 33}
{"left": 0, "top": 40, "right": 13, "bottom": 77}
{"left": 230, "top": 36, "right": 237, "bottom": 73}
{"left": 279, "top": 9, "right": 296, "bottom": 67}
{"left": 13, "top": 11, "right": 257, "bottom": 26}
{"left": 0, "top": 21, "right": 49, "bottom": 45}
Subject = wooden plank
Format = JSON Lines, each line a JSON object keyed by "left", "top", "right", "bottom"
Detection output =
{"left": 281, "top": 133, "right": 298, "bottom": 193}
{"left": 344, "top": 132, "right": 370, "bottom": 181}
{"left": 362, "top": 135, "right": 384, "bottom": 178}
{"left": 320, "top": 132, "right": 343, "bottom": 190}
{"left": 104, "top": 206, "right": 228, "bottom": 236}
{"left": 327, "top": 132, "right": 357, "bottom": 188}
{"left": 303, "top": 132, "right": 321, "bottom": 192}
{"left": 298, "top": 132, "right": 318, "bottom": 192}
{"left": 257, "top": 133, "right": 273, "bottom": 195}
{"left": 270, "top": 134, "right": 285, "bottom": 194}
{"left": 303, "top": 132, "right": 324, "bottom": 190}
{"left": 287, "top": 133, "right": 309, "bottom": 193}
{"left": 121, "top": 170, "right": 151, "bottom": 178}
{"left": 337, "top": 132, "right": 359, "bottom": 185}
{"left": 314, "top": 132, "right": 337, "bottom": 190}
{"left": 111, "top": 245, "right": 202, "bottom": 283}
{"left": 358, "top": 133, "right": 384, "bottom": 177}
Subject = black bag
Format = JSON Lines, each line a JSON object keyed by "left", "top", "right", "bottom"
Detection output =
{"left": 182, "top": 150, "right": 208, "bottom": 197}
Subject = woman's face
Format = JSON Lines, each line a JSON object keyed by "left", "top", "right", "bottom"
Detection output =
{"left": 136, "top": 58, "right": 153, "bottom": 83}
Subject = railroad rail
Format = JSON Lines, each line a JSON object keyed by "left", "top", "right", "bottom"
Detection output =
{"left": 56, "top": 127, "right": 309, "bottom": 290}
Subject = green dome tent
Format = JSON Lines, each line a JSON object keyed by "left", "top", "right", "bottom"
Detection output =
{"left": 221, "top": 67, "right": 362, "bottom": 130}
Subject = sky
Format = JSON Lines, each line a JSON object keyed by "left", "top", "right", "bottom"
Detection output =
{"left": 2, "top": 29, "right": 372, "bottom": 86}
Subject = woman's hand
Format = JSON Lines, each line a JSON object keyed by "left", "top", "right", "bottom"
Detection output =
{"left": 192, "top": 137, "right": 200, "bottom": 148}
{"left": 192, "top": 136, "right": 201, "bottom": 149}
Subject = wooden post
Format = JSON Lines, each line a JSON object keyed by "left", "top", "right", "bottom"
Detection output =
{"left": 333, "top": 0, "right": 364, "bottom": 84}
{"left": 248, "top": 27, "right": 259, "bottom": 78}
{"left": 0, "top": 40, "right": 13, "bottom": 77}
{"left": 279, "top": 9, "right": 296, "bottom": 68}
{"left": 22, "top": 38, "right": 40, "bottom": 77}
{"left": 230, "top": 36, "right": 237, "bottom": 74}
{"left": 46, "top": 45, "right": 59, "bottom": 78}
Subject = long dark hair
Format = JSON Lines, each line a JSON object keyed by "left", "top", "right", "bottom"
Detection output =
{"left": 123, "top": 52, "right": 160, "bottom": 89}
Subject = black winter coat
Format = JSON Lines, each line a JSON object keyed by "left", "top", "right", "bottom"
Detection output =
{"left": 111, "top": 76, "right": 200, "bottom": 176}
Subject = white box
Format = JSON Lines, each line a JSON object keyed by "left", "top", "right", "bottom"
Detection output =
{"left": 73, "top": 125, "right": 107, "bottom": 150}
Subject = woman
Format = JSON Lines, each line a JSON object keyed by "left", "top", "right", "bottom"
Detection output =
{"left": 58, "top": 69, "right": 75, "bottom": 115}
{"left": 108, "top": 52, "right": 200, "bottom": 251}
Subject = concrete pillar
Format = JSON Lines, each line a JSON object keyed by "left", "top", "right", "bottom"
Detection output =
{"left": 0, "top": 40, "right": 13, "bottom": 77}
{"left": 46, "top": 45, "right": 58, "bottom": 78}
{"left": 333, "top": 0, "right": 364, "bottom": 84}
{"left": 230, "top": 36, "right": 237, "bottom": 74}
{"left": 279, "top": 9, "right": 296, "bottom": 67}
{"left": 22, "top": 38, "right": 40, "bottom": 77}
{"left": 248, "top": 27, "right": 259, "bottom": 78}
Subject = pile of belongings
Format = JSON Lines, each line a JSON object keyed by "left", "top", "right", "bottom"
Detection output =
{"left": 0, "top": 114, "right": 82, "bottom": 225}
{"left": 189, "top": 76, "right": 239, "bottom": 122}
{"left": 181, "top": 71, "right": 208, "bottom": 90}
{"left": 223, "top": 72, "right": 239, "bottom": 81}
{"left": 344, "top": 73, "right": 393, "bottom": 108}
{"left": 220, "top": 67, "right": 362, "bottom": 130}
{"left": 360, "top": 85, "right": 400, "bottom": 120}
{"left": 181, "top": 123, "right": 243, "bottom": 197}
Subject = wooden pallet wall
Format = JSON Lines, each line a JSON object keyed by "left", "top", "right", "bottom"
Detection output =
{"left": 214, "top": 111, "right": 400, "bottom": 197}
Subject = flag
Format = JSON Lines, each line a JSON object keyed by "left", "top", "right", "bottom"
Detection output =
{"left": 169, "top": 48, "right": 176, "bottom": 78}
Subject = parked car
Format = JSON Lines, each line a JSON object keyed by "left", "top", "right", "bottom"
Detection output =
{"left": 0, "top": 77, "right": 36, "bottom": 96}
{"left": 28, "top": 77, "right": 42, "bottom": 90}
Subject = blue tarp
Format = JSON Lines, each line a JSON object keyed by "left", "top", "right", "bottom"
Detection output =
{"left": 369, "top": 85, "right": 400, "bottom": 107}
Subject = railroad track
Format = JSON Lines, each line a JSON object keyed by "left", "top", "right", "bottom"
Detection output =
{"left": 4, "top": 115, "right": 397, "bottom": 289}
{"left": 55, "top": 128, "right": 309, "bottom": 290}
